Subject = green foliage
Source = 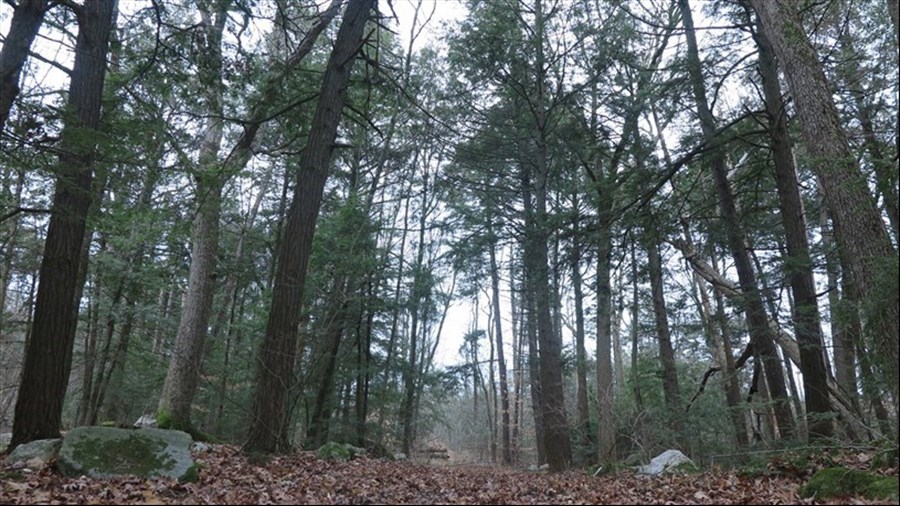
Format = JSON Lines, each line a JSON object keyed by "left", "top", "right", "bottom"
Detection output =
{"left": 798, "top": 468, "right": 898, "bottom": 501}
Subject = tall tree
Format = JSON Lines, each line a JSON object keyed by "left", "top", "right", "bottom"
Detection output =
{"left": 679, "top": 0, "right": 794, "bottom": 439}
{"left": 156, "top": 0, "right": 228, "bottom": 432}
{"left": 747, "top": 0, "right": 899, "bottom": 411}
{"left": 157, "top": 0, "right": 343, "bottom": 432}
{"left": 243, "top": 0, "right": 375, "bottom": 454}
{"left": 9, "top": 0, "right": 117, "bottom": 450}
{"left": 751, "top": 17, "right": 833, "bottom": 440}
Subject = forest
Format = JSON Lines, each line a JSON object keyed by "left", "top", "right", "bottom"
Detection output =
{"left": 0, "top": 0, "right": 898, "bottom": 503}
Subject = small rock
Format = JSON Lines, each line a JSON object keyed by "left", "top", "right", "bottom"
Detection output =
{"left": 7, "top": 439, "right": 63, "bottom": 469}
{"left": 636, "top": 449, "right": 698, "bottom": 476}
{"left": 190, "top": 442, "right": 211, "bottom": 452}
{"left": 133, "top": 415, "right": 157, "bottom": 428}
{"left": 393, "top": 452, "right": 407, "bottom": 461}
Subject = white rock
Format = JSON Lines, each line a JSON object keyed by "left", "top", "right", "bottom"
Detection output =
{"left": 133, "top": 415, "right": 157, "bottom": 428}
{"left": 636, "top": 449, "right": 697, "bottom": 476}
{"left": 191, "top": 442, "right": 211, "bottom": 452}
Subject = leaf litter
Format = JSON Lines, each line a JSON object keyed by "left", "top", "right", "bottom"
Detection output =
{"left": 1, "top": 444, "right": 895, "bottom": 505}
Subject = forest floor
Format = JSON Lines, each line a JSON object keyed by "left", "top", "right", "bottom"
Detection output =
{"left": 1, "top": 443, "right": 897, "bottom": 505}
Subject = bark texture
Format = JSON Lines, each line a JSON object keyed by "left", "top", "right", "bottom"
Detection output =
{"left": 0, "top": 0, "right": 49, "bottom": 130}
{"left": 748, "top": 0, "right": 899, "bottom": 406}
{"left": 243, "top": 0, "right": 373, "bottom": 454}
{"left": 10, "top": 0, "right": 116, "bottom": 450}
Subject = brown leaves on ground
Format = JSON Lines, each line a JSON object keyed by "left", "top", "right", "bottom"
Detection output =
{"left": 0, "top": 445, "right": 895, "bottom": 505}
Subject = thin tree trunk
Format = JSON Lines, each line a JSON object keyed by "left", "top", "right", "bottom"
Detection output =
{"left": 569, "top": 210, "right": 591, "bottom": 461}
{"left": 488, "top": 231, "right": 512, "bottom": 464}
{"left": 644, "top": 217, "right": 682, "bottom": 430}
{"left": 596, "top": 220, "right": 616, "bottom": 463}
{"left": 693, "top": 256, "right": 748, "bottom": 447}
{"left": 630, "top": 241, "right": 644, "bottom": 413}
{"left": 820, "top": 203, "right": 859, "bottom": 409}
{"left": 680, "top": 0, "right": 794, "bottom": 440}
{"left": 524, "top": 253, "right": 546, "bottom": 466}
{"left": 753, "top": 17, "right": 834, "bottom": 440}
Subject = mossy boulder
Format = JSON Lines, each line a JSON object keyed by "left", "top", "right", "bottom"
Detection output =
{"left": 799, "top": 467, "right": 898, "bottom": 501}
{"left": 57, "top": 427, "right": 197, "bottom": 482}
{"left": 316, "top": 442, "right": 365, "bottom": 461}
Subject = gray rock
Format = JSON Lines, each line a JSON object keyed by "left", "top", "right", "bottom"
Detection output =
{"left": 8, "top": 439, "right": 62, "bottom": 469}
{"left": 57, "top": 427, "right": 197, "bottom": 481}
{"left": 393, "top": 452, "right": 407, "bottom": 461}
{"left": 636, "top": 449, "right": 698, "bottom": 476}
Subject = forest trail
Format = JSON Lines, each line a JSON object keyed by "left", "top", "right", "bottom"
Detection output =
{"left": 1, "top": 444, "right": 895, "bottom": 504}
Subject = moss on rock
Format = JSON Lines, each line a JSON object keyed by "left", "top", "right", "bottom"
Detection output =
{"left": 799, "top": 467, "right": 898, "bottom": 501}
{"left": 58, "top": 427, "right": 195, "bottom": 481}
{"left": 316, "top": 442, "right": 353, "bottom": 461}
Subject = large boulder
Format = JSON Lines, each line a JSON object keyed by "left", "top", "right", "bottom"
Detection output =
{"left": 7, "top": 439, "right": 62, "bottom": 469}
{"left": 636, "top": 449, "right": 699, "bottom": 476}
{"left": 57, "top": 427, "right": 198, "bottom": 481}
{"left": 799, "top": 467, "right": 898, "bottom": 501}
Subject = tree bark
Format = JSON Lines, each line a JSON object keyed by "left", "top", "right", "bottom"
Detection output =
{"left": 0, "top": 0, "right": 49, "bottom": 131}
{"left": 157, "top": 3, "right": 227, "bottom": 431}
{"left": 488, "top": 230, "right": 512, "bottom": 465}
{"left": 569, "top": 210, "right": 591, "bottom": 462}
{"left": 10, "top": 0, "right": 116, "bottom": 450}
{"left": 680, "top": 0, "right": 795, "bottom": 440}
{"left": 753, "top": 21, "right": 833, "bottom": 440}
{"left": 596, "top": 219, "right": 615, "bottom": 463}
{"left": 644, "top": 218, "right": 682, "bottom": 430}
{"left": 748, "top": 0, "right": 899, "bottom": 404}
{"left": 243, "top": 0, "right": 373, "bottom": 454}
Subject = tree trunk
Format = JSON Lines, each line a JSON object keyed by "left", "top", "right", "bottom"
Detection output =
{"left": 753, "top": 22, "right": 833, "bottom": 439}
{"left": 630, "top": 241, "right": 644, "bottom": 414}
{"left": 522, "top": 236, "right": 546, "bottom": 466}
{"left": 644, "top": 218, "right": 682, "bottom": 430}
{"left": 488, "top": 231, "right": 512, "bottom": 465}
{"left": 596, "top": 220, "right": 616, "bottom": 463}
{"left": 680, "top": 0, "right": 795, "bottom": 440}
{"left": 158, "top": 4, "right": 226, "bottom": 431}
{"left": 820, "top": 204, "right": 859, "bottom": 410}
{"left": 307, "top": 280, "right": 349, "bottom": 447}
{"left": 10, "top": 0, "right": 116, "bottom": 450}
{"left": 569, "top": 211, "right": 592, "bottom": 461}
{"left": 0, "top": 0, "right": 49, "bottom": 130}
{"left": 696, "top": 261, "right": 748, "bottom": 447}
{"left": 243, "top": 0, "right": 373, "bottom": 454}
{"left": 748, "top": 0, "right": 899, "bottom": 404}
